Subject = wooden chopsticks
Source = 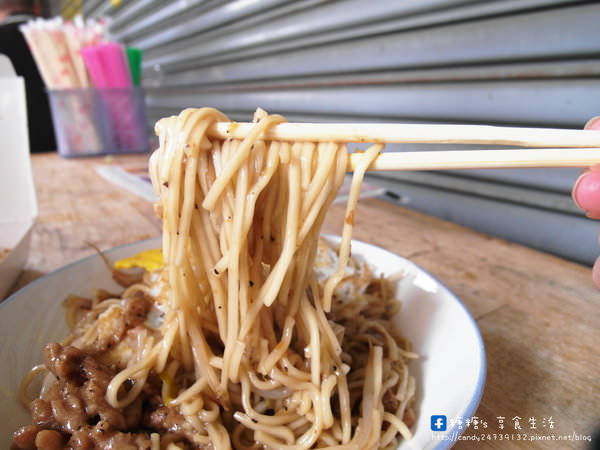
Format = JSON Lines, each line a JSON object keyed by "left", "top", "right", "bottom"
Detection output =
{"left": 208, "top": 122, "right": 600, "bottom": 171}
{"left": 348, "top": 148, "right": 600, "bottom": 171}
{"left": 210, "top": 122, "right": 600, "bottom": 147}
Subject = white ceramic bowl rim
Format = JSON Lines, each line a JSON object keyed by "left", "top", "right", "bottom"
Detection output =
{"left": 426, "top": 273, "right": 486, "bottom": 450}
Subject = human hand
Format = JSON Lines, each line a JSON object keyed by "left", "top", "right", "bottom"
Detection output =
{"left": 572, "top": 117, "right": 600, "bottom": 287}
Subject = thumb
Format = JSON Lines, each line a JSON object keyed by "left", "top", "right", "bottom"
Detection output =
{"left": 572, "top": 118, "right": 600, "bottom": 217}
{"left": 573, "top": 167, "right": 600, "bottom": 219}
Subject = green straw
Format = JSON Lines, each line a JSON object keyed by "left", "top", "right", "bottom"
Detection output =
{"left": 126, "top": 47, "right": 142, "bottom": 86}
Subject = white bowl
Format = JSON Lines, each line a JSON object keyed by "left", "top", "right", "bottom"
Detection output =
{"left": 0, "top": 237, "right": 485, "bottom": 449}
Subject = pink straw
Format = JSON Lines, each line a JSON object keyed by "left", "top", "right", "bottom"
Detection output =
{"left": 81, "top": 46, "right": 108, "bottom": 88}
{"left": 96, "top": 42, "right": 132, "bottom": 88}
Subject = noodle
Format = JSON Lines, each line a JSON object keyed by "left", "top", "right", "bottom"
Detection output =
{"left": 14, "top": 108, "right": 416, "bottom": 450}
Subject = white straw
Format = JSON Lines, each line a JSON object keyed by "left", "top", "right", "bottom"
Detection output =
{"left": 64, "top": 24, "right": 89, "bottom": 87}
{"left": 19, "top": 24, "right": 53, "bottom": 87}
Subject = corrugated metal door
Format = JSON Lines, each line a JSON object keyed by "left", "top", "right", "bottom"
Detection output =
{"left": 86, "top": 0, "right": 600, "bottom": 264}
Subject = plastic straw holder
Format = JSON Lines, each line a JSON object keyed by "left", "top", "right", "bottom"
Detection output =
{"left": 47, "top": 87, "right": 149, "bottom": 157}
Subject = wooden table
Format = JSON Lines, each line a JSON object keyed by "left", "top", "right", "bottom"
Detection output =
{"left": 11, "top": 153, "right": 600, "bottom": 449}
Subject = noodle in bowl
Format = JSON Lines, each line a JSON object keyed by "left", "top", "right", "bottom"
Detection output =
{"left": 0, "top": 236, "right": 484, "bottom": 449}
{"left": 1, "top": 108, "right": 485, "bottom": 449}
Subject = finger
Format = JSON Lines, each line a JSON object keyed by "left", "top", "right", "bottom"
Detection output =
{"left": 573, "top": 119, "right": 600, "bottom": 211}
{"left": 575, "top": 118, "right": 600, "bottom": 178}
{"left": 593, "top": 256, "right": 600, "bottom": 290}
{"left": 584, "top": 116, "right": 600, "bottom": 130}
{"left": 572, "top": 170, "right": 600, "bottom": 217}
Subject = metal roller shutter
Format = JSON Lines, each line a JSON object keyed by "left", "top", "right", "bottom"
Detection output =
{"left": 89, "top": 0, "right": 600, "bottom": 264}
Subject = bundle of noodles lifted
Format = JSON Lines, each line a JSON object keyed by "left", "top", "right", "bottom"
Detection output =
{"left": 13, "top": 108, "right": 417, "bottom": 450}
